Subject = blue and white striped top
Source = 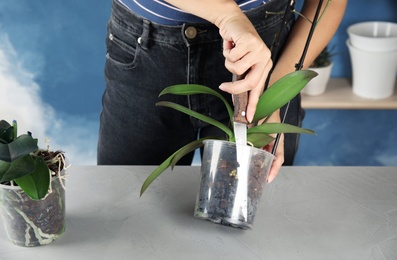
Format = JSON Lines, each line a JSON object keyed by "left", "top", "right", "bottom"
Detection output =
{"left": 118, "top": 0, "right": 270, "bottom": 25}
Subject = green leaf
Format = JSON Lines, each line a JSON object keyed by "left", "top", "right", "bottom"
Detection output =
{"left": 247, "top": 133, "right": 275, "bottom": 148}
{"left": 140, "top": 136, "right": 221, "bottom": 196}
{"left": 0, "top": 160, "right": 11, "bottom": 181}
{"left": 157, "top": 101, "right": 233, "bottom": 139}
{"left": 247, "top": 123, "right": 316, "bottom": 148}
{"left": 170, "top": 139, "right": 204, "bottom": 169}
{"left": 0, "top": 120, "right": 14, "bottom": 144}
{"left": 140, "top": 153, "right": 176, "bottom": 197}
{"left": 0, "top": 154, "right": 36, "bottom": 182}
{"left": 248, "top": 123, "right": 316, "bottom": 135}
{"left": 159, "top": 84, "right": 234, "bottom": 122}
{"left": 15, "top": 156, "right": 50, "bottom": 200}
{"left": 0, "top": 134, "right": 39, "bottom": 162}
{"left": 253, "top": 70, "right": 318, "bottom": 122}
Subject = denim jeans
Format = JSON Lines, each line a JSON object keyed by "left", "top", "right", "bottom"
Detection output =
{"left": 97, "top": 0, "right": 303, "bottom": 165}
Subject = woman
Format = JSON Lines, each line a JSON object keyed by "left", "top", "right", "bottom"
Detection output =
{"left": 98, "top": 0, "right": 347, "bottom": 182}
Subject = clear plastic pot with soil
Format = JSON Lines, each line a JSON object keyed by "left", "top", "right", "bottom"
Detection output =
{"left": 0, "top": 172, "right": 66, "bottom": 247}
{"left": 194, "top": 140, "right": 274, "bottom": 229}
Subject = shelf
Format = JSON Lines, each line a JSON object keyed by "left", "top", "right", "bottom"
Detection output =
{"left": 301, "top": 78, "right": 397, "bottom": 109}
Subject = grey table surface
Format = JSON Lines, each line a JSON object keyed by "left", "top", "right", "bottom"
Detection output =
{"left": 1, "top": 166, "right": 397, "bottom": 260}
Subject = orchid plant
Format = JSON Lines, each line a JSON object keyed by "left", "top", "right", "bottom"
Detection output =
{"left": 0, "top": 120, "right": 66, "bottom": 200}
{"left": 140, "top": 70, "right": 317, "bottom": 195}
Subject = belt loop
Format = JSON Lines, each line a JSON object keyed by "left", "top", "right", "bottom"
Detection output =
{"left": 140, "top": 19, "right": 150, "bottom": 50}
{"left": 181, "top": 24, "right": 191, "bottom": 48}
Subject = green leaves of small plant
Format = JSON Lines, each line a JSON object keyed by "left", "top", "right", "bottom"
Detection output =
{"left": 0, "top": 120, "right": 15, "bottom": 143}
{"left": 0, "top": 154, "right": 36, "bottom": 182}
{"left": 15, "top": 157, "right": 50, "bottom": 200}
{"left": 0, "top": 135, "right": 39, "bottom": 162}
{"left": 0, "top": 120, "right": 39, "bottom": 163}
{"left": 0, "top": 120, "right": 53, "bottom": 200}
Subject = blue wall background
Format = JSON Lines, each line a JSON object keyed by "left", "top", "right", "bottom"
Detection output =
{"left": 0, "top": 0, "right": 396, "bottom": 165}
{"left": 294, "top": 0, "right": 397, "bottom": 166}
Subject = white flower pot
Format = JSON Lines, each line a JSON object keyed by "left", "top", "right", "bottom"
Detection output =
{"left": 347, "top": 21, "right": 397, "bottom": 52}
{"left": 347, "top": 40, "right": 397, "bottom": 99}
{"left": 301, "top": 63, "right": 333, "bottom": 96}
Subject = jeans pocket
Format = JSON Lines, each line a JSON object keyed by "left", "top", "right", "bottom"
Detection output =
{"left": 105, "top": 22, "right": 141, "bottom": 70}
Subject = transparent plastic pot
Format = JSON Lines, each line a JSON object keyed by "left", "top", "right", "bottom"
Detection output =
{"left": 0, "top": 173, "right": 66, "bottom": 247}
{"left": 194, "top": 140, "right": 274, "bottom": 229}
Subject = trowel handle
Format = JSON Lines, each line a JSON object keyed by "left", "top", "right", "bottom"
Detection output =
{"left": 232, "top": 73, "right": 249, "bottom": 124}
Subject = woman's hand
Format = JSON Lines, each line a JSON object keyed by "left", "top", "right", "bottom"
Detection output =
{"left": 257, "top": 111, "right": 284, "bottom": 183}
{"left": 217, "top": 13, "right": 272, "bottom": 123}
{"left": 165, "top": 0, "right": 272, "bottom": 123}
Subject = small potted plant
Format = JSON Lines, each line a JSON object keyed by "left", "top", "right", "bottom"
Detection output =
{"left": 0, "top": 119, "right": 68, "bottom": 247}
{"left": 301, "top": 45, "right": 334, "bottom": 96}
{"left": 140, "top": 70, "right": 317, "bottom": 229}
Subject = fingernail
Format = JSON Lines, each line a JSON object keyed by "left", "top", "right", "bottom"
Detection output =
{"left": 247, "top": 114, "right": 253, "bottom": 124}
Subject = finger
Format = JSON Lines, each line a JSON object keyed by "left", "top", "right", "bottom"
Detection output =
{"left": 219, "top": 76, "right": 251, "bottom": 94}
{"left": 267, "top": 148, "right": 284, "bottom": 183}
{"left": 246, "top": 66, "right": 269, "bottom": 122}
{"left": 224, "top": 60, "right": 246, "bottom": 77}
{"left": 223, "top": 42, "right": 248, "bottom": 63}
{"left": 222, "top": 40, "right": 235, "bottom": 55}
{"left": 267, "top": 155, "right": 283, "bottom": 183}
{"left": 220, "top": 62, "right": 271, "bottom": 122}
{"left": 266, "top": 135, "right": 284, "bottom": 183}
{"left": 223, "top": 40, "right": 259, "bottom": 74}
{"left": 220, "top": 60, "right": 266, "bottom": 93}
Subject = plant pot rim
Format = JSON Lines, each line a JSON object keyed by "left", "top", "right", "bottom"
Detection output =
{"left": 0, "top": 169, "right": 67, "bottom": 191}
{"left": 0, "top": 183, "right": 25, "bottom": 191}
{"left": 203, "top": 139, "right": 275, "bottom": 160}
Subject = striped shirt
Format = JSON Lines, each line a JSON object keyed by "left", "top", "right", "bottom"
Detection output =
{"left": 118, "top": 0, "right": 269, "bottom": 25}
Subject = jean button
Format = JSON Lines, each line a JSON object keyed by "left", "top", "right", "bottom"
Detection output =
{"left": 184, "top": 26, "right": 197, "bottom": 39}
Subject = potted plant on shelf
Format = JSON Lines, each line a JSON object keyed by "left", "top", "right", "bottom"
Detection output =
{"left": 0, "top": 119, "right": 68, "bottom": 247}
{"left": 301, "top": 45, "right": 334, "bottom": 96}
{"left": 140, "top": 70, "right": 317, "bottom": 229}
